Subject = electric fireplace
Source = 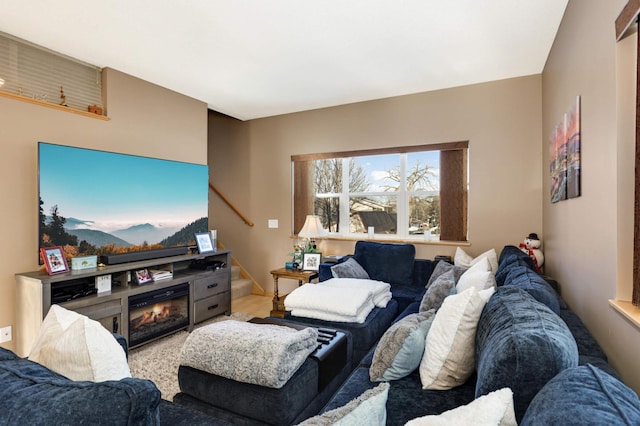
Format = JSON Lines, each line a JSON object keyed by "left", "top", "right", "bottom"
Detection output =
{"left": 128, "top": 283, "right": 190, "bottom": 347}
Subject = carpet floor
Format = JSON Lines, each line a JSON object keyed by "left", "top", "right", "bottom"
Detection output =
{"left": 128, "top": 312, "right": 253, "bottom": 401}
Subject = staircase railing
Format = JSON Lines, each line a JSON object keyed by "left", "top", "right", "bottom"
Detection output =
{"left": 209, "top": 182, "right": 254, "bottom": 227}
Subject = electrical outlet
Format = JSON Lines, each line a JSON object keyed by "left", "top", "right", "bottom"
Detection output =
{"left": 0, "top": 326, "right": 12, "bottom": 343}
{"left": 268, "top": 219, "right": 279, "bottom": 229}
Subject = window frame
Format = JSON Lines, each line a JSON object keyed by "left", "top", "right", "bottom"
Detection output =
{"left": 292, "top": 141, "right": 468, "bottom": 242}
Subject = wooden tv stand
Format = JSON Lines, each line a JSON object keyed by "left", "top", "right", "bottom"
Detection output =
{"left": 15, "top": 250, "right": 231, "bottom": 357}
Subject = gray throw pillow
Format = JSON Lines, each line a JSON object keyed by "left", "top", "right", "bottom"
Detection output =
{"left": 331, "top": 258, "right": 370, "bottom": 279}
{"left": 420, "top": 269, "right": 456, "bottom": 312}
{"left": 426, "top": 260, "right": 466, "bottom": 289}
{"left": 370, "top": 311, "right": 436, "bottom": 382}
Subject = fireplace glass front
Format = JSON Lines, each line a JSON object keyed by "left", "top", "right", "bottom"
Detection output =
{"left": 128, "top": 283, "right": 190, "bottom": 347}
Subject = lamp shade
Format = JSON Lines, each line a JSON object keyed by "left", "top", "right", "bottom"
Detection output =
{"left": 298, "top": 215, "right": 327, "bottom": 238}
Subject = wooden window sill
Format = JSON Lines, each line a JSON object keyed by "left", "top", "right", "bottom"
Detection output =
{"left": 0, "top": 91, "right": 109, "bottom": 121}
{"left": 609, "top": 299, "right": 640, "bottom": 329}
{"left": 313, "top": 236, "right": 471, "bottom": 247}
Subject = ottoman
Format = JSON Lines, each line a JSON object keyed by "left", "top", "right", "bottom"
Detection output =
{"left": 174, "top": 320, "right": 352, "bottom": 425}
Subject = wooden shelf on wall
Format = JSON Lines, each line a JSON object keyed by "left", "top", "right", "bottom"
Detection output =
{"left": 0, "top": 90, "right": 110, "bottom": 121}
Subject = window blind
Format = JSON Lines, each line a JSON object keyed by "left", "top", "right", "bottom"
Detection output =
{"left": 0, "top": 32, "right": 103, "bottom": 112}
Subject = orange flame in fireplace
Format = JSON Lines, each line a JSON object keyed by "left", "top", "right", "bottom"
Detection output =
{"left": 131, "top": 302, "right": 180, "bottom": 330}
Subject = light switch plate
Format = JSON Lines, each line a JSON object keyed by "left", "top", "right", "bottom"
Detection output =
{"left": 268, "top": 219, "right": 279, "bottom": 228}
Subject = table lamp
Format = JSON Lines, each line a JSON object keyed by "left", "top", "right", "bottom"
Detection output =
{"left": 298, "top": 214, "right": 327, "bottom": 251}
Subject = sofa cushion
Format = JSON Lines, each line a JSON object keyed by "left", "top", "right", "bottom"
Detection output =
{"left": 498, "top": 245, "right": 536, "bottom": 267}
{"left": 370, "top": 311, "right": 435, "bottom": 382}
{"left": 419, "top": 287, "right": 495, "bottom": 390}
{"left": 28, "top": 304, "right": 130, "bottom": 382}
{"left": 475, "top": 286, "right": 579, "bottom": 422}
{"left": 0, "top": 347, "right": 160, "bottom": 425}
{"left": 503, "top": 266, "right": 560, "bottom": 314}
{"left": 298, "top": 382, "right": 389, "bottom": 425}
{"left": 495, "top": 255, "right": 534, "bottom": 286}
{"left": 405, "top": 387, "right": 516, "bottom": 426}
{"left": 521, "top": 364, "right": 640, "bottom": 426}
{"left": 419, "top": 269, "right": 456, "bottom": 312}
{"left": 353, "top": 241, "right": 415, "bottom": 286}
{"left": 330, "top": 258, "right": 370, "bottom": 280}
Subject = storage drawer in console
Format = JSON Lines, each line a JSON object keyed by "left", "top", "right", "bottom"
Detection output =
{"left": 194, "top": 271, "right": 230, "bottom": 300}
{"left": 194, "top": 293, "right": 229, "bottom": 323}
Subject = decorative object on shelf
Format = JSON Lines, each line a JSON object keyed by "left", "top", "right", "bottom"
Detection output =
{"left": 132, "top": 268, "right": 153, "bottom": 285}
{"left": 195, "top": 232, "right": 216, "bottom": 254}
{"left": 95, "top": 274, "right": 112, "bottom": 294}
{"left": 59, "top": 85, "right": 67, "bottom": 106}
{"left": 298, "top": 214, "right": 328, "bottom": 252}
{"left": 40, "top": 246, "right": 69, "bottom": 275}
{"left": 71, "top": 255, "right": 98, "bottom": 270}
{"left": 88, "top": 104, "right": 103, "bottom": 115}
{"left": 519, "top": 233, "right": 545, "bottom": 272}
{"left": 302, "top": 252, "right": 322, "bottom": 271}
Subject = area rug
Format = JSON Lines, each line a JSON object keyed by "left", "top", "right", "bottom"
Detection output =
{"left": 128, "top": 312, "right": 253, "bottom": 400}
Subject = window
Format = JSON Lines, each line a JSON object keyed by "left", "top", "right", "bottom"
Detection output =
{"left": 292, "top": 142, "right": 468, "bottom": 241}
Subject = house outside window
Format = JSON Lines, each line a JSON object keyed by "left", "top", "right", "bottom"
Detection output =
{"left": 292, "top": 142, "right": 468, "bottom": 242}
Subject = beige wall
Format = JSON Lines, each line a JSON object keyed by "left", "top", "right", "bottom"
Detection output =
{"left": 0, "top": 68, "right": 208, "bottom": 352}
{"left": 210, "top": 75, "right": 543, "bottom": 297}
{"left": 542, "top": 0, "right": 640, "bottom": 393}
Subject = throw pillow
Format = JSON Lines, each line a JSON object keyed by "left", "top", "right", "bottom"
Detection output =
{"left": 456, "top": 258, "right": 497, "bottom": 293}
{"left": 406, "top": 388, "right": 516, "bottom": 426}
{"left": 454, "top": 247, "right": 499, "bottom": 273}
{"left": 331, "top": 258, "right": 370, "bottom": 279}
{"left": 419, "top": 286, "right": 495, "bottom": 390}
{"left": 419, "top": 269, "right": 457, "bottom": 312}
{"left": 520, "top": 365, "right": 640, "bottom": 426}
{"left": 425, "top": 260, "right": 466, "bottom": 289}
{"left": 28, "top": 304, "right": 131, "bottom": 382}
{"left": 370, "top": 311, "right": 436, "bottom": 382}
{"left": 297, "top": 382, "right": 389, "bottom": 425}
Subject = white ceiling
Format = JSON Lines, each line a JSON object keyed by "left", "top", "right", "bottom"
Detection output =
{"left": 0, "top": 1, "right": 567, "bottom": 121}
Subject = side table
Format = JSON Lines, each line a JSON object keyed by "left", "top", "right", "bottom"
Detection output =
{"left": 269, "top": 267, "right": 319, "bottom": 318}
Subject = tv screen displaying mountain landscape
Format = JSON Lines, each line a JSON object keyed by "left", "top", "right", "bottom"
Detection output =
{"left": 38, "top": 142, "right": 209, "bottom": 263}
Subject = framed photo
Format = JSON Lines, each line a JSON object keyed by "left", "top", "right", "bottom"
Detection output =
{"left": 40, "top": 246, "right": 69, "bottom": 275}
{"left": 302, "top": 252, "right": 322, "bottom": 271}
{"left": 195, "top": 232, "right": 216, "bottom": 254}
{"left": 133, "top": 268, "right": 153, "bottom": 285}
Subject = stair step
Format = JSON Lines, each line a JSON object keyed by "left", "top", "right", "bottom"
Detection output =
{"left": 231, "top": 278, "right": 253, "bottom": 300}
{"left": 231, "top": 265, "right": 241, "bottom": 280}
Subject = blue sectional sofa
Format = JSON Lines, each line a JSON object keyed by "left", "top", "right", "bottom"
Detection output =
{"left": 309, "top": 243, "right": 640, "bottom": 425}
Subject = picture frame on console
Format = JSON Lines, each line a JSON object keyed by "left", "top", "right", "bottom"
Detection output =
{"left": 302, "top": 252, "right": 322, "bottom": 271}
{"left": 40, "top": 246, "right": 68, "bottom": 275}
{"left": 133, "top": 268, "right": 153, "bottom": 285}
{"left": 195, "top": 232, "right": 215, "bottom": 254}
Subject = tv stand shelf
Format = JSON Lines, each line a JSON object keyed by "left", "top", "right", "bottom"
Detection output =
{"left": 15, "top": 250, "right": 231, "bottom": 356}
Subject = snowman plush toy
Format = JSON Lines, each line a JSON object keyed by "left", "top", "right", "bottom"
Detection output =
{"left": 519, "top": 233, "right": 544, "bottom": 272}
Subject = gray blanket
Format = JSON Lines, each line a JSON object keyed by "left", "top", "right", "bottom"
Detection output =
{"left": 179, "top": 320, "right": 318, "bottom": 389}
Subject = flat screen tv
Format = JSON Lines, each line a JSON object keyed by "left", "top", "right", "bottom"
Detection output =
{"left": 38, "top": 142, "right": 209, "bottom": 263}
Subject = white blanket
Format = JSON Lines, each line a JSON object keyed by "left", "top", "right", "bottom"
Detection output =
{"left": 321, "top": 278, "right": 392, "bottom": 308}
{"left": 285, "top": 284, "right": 375, "bottom": 323}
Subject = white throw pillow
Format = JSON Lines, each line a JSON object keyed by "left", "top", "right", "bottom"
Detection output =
{"left": 29, "top": 304, "right": 131, "bottom": 382}
{"left": 456, "top": 257, "right": 497, "bottom": 293}
{"left": 419, "top": 286, "right": 495, "bottom": 390}
{"left": 405, "top": 388, "right": 516, "bottom": 426}
{"left": 454, "top": 247, "right": 499, "bottom": 273}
